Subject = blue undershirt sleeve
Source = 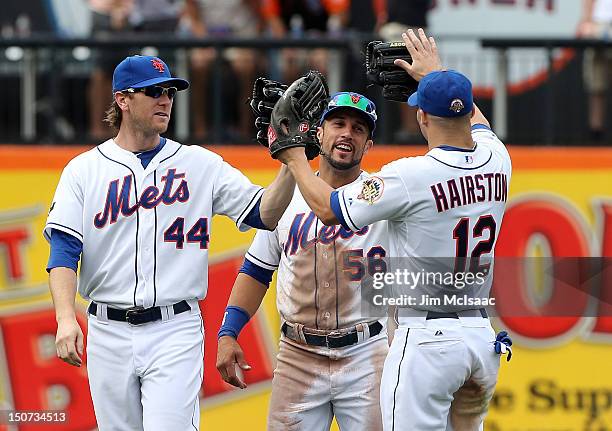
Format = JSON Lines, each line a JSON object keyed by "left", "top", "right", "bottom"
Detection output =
{"left": 239, "top": 257, "right": 274, "bottom": 286}
{"left": 47, "top": 228, "right": 83, "bottom": 273}
{"left": 241, "top": 198, "right": 268, "bottom": 230}
{"left": 330, "top": 191, "right": 351, "bottom": 231}
{"left": 471, "top": 124, "right": 491, "bottom": 131}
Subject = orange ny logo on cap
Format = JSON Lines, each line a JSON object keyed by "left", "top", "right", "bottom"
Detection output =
{"left": 350, "top": 93, "right": 361, "bottom": 104}
{"left": 151, "top": 58, "right": 165, "bottom": 73}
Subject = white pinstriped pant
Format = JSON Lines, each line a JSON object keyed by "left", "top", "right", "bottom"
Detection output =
{"left": 86, "top": 303, "right": 204, "bottom": 430}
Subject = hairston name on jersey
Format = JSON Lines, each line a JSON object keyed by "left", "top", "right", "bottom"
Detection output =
{"left": 430, "top": 172, "right": 508, "bottom": 213}
{"left": 94, "top": 168, "right": 189, "bottom": 228}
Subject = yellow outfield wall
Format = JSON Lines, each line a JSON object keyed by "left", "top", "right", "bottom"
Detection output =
{"left": 0, "top": 145, "right": 611, "bottom": 431}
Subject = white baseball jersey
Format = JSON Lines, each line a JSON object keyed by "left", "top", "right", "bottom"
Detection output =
{"left": 44, "top": 138, "right": 263, "bottom": 308}
{"left": 333, "top": 126, "right": 511, "bottom": 431}
{"left": 247, "top": 172, "right": 390, "bottom": 430}
{"left": 246, "top": 172, "right": 390, "bottom": 332}
{"left": 334, "top": 125, "right": 511, "bottom": 310}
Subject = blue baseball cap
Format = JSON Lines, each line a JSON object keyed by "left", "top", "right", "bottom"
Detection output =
{"left": 320, "top": 92, "right": 377, "bottom": 135}
{"left": 112, "top": 55, "right": 189, "bottom": 93}
{"left": 407, "top": 70, "right": 473, "bottom": 118}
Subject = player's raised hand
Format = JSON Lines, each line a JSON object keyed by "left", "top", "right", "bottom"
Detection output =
{"left": 394, "top": 28, "right": 443, "bottom": 82}
{"left": 216, "top": 336, "right": 251, "bottom": 389}
{"left": 55, "top": 317, "right": 84, "bottom": 367}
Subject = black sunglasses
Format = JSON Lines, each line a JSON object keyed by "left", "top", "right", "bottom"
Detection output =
{"left": 125, "top": 86, "right": 178, "bottom": 99}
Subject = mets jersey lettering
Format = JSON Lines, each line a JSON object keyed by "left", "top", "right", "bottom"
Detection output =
{"left": 94, "top": 169, "right": 189, "bottom": 228}
{"left": 246, "top": 173, "right": 390, "bottom": 337}
{"left": 284, "top": 212, "right": 369, "bottom": 255}
{"left": 44, "top": 139, "right": 264, "bottom": 308}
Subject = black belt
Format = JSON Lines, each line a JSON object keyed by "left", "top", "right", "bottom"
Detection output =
{"left": 88, "top": 301, "right": 191, "bottom": 325}
{"left": 426, "top": 308, "right": 488, "bottom": 320}
{"left": 282, "top": 321, "right": 383, "bottom": 349}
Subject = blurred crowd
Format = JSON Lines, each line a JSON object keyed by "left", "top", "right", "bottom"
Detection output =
{"left": 83, "top": 0, "right": 433, "bottom": 144}
{"left": 0, "top": 0, "right": 610, "bottom": 145}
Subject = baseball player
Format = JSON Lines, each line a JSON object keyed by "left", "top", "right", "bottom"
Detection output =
{"left": 216, "top": 92, "right": 389, "bottom": 431}
{"left": 274, "top": 29, "right": 512, "bottom": 430}
{"left": 44, "top": 55, "right": 296, "bottom": 430}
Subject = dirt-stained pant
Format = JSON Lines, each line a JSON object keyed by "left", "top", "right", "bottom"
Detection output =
{"left": 381, "top": 318, "right": 500, "bottom": 431}
{"left": 268, "top": 335, "right": 388, "bottom": 431}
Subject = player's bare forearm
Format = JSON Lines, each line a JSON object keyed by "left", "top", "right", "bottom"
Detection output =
{"left": 49, "top": 267, "right": 83, "bottom": 367}
{"left": 471, "top": 103, "right": 490, "bottom": 129}
{"left": 284, "top": 153, "right": 338, "bottom": 225}
{"left": 49, "top": 267, "right": 78, "bottom": 321}
{"left": 260, "top": 164, "right": 295, "bottom": 229}
{"left": 227, "top": 273, "right": 269, "bottom": 317}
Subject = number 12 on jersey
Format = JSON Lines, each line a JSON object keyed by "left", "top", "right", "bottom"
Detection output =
{"left": 453, "top": 215, "right": 496, "bottom": 274}
{"left": 164, "top": 217, "right": 210, "bottom": 249}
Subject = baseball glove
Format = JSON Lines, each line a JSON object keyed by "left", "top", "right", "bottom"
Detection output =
{"left": 366, "top": 41, "right": 418, "bottom": 103}
{"left": 250, "top": 77, "right": 288, "bottom": 148}
{"left": 267, "top": 70, "right": 329, "bottom": 160}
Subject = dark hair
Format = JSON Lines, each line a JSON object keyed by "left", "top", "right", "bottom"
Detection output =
{"left": 103, "top": 99, "right": 123, "bottom": 130}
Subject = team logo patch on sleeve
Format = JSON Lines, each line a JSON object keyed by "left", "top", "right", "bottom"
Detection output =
{"left": 357, "top": 177, "right": 384, "bottom": 205}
